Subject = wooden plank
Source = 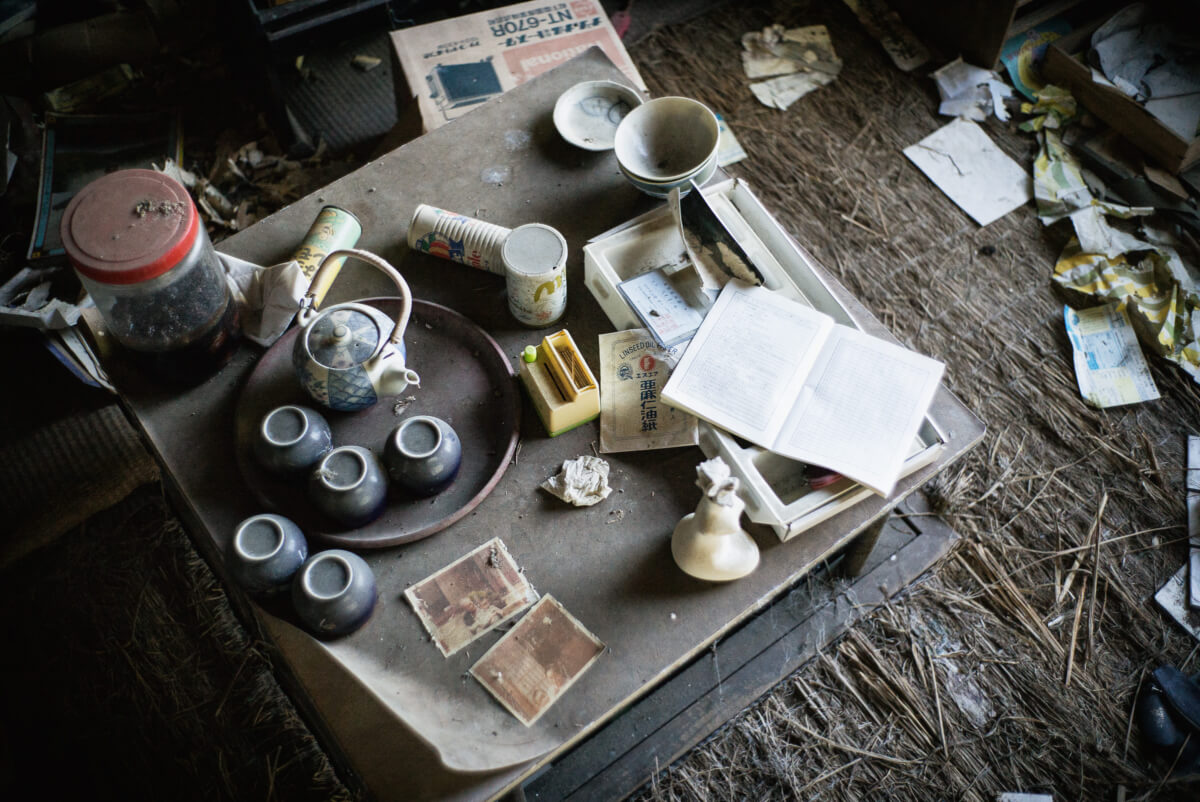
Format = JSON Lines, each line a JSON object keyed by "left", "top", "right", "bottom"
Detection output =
{"left": 1043, "top": 40, "right": 1200, "bottom": 173}
{"left": 522, "top": 496, "right": 960, "bottom": 802}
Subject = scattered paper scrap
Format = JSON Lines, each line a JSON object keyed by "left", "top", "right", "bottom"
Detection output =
{"left": 749, "top": 72, "right": 838, "bottom": 111}
{"left": 997, "top": 794, "right": 1053, "bottom": 802}
{"left": 1019, "top": 84, "right": 1077, "bottom": 132}
{"left": 1052, "top": 237, "right": 1200, "bottom": 383}
{"left": 1032, "top": 129, "right": 1148, "bottom": 228}
{"left": 741, "top": 24, "right": 841, "bottom": 78}
{"left": 598, "top": 329, "right": 697, "bottom": 454}
{"left": 903, "top": 118, "right": 1033, "bottom": 226}
{"left": 840, "top": 0, "right": 929, "bottom": 72}
{"left": 541, "top": 455, "right": 612, "bottom": 506}
{"left": 932, "top": 57, "right": 1014, "bottom": 122}
{"left": 742, "top": 24, "right": 842, "bottom": 110}
{"left": 1156, "top": 565, "right": 1200, "bottom": 642}
{"left": 470, "top": 594, "right": 604, "bottom": 726}
{"left": 1064, "top": 303, "right": 1160, "bottom": 408}
{"left": 404, "top": 538, "right": 538, "bottom": 657}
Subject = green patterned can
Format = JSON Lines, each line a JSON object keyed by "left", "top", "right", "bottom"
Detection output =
{"left": 291, "top": 205, "right": 362, "bottom": 306}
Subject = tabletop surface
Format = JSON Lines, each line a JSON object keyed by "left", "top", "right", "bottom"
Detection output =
{"left": 107, "top": 48, "right": 985, "bottom": 801}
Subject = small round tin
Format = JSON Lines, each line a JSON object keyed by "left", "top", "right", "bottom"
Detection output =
{"left": 502, "top": 223, "right": 567, "bottom": 328}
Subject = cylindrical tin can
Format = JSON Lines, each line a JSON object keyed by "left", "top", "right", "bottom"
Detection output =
{"left": 407, "top": 204, "right": 511, "bottom": 275}
{"left": 502, "top": 223, "right": 567, "bottom": 328}
{"left": 291, "top": 205, "right": 362, "bottom": 306}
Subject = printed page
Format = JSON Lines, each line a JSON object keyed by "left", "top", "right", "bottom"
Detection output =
{"left": 661, "top": 282, "right": 833, "bottom": 446}
{"left": 775, "top": 325, "right": 944, "bottom": 497}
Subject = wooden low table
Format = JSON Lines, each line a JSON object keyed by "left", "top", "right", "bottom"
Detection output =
{"left": 106, "top": 49, "right": 985, "bottom": 801}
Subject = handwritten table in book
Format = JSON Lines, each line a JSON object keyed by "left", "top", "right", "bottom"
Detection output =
{"left": 106, "top": 49, "right": 984, "bottom": 800}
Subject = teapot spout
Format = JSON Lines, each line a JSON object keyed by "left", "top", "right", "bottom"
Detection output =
{"left": 376, "top": 366, "right": 420, "bottom": 397}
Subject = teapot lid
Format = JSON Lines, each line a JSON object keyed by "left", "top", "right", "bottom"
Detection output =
{"left": 306, "top": 307, "right": 381, "bottom": 369}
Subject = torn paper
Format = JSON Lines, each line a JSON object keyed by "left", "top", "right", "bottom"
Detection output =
{"left": 741, "top": 24, "right": 842, "bottom": 79}
{"left": 598, "top": 329, "right": 696, "bottom": 454}
{"left": 404, "top": 538, "right": 538, "bottom": 657}
{"left": 742, "top": 24, "right": 842, "bottom": 110}
{"left": 1064, "top": 303, "right": 1160, "bottom": 408}
{"left": 541, "top": 455, "right": 612, "bottom": 506}
{"left": 1032, "top": 129, "right": 1150, "bottom": 232}
{"left": 749, "top": 71, "right": 838, "bottom": 110}
{"left": 1053, "top": 237, "right": 1200, "bottom": 383}
{"left": 219, "top": 254, "right": 307, "bottom": 347}
{"left": 469, "top": 595, "right": 604, "bottom": 726}
{"left": 932, "top": 57, "right": 1014, "bottom": 122}
{"left": 903, "top": 118, "right": 1032, "bottom": 226}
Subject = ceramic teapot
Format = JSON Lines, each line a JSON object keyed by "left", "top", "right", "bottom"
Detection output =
{"left": 292, "top": 248, "right": 420, "bottom": 412}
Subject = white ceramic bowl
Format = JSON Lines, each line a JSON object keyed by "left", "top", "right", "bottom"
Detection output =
{"left": 553, "top": 80, "right": 643, "bottom": 151}
{"left": 614, "top": 96, "right": 720, "bottom": 183}
{"left": 617, "top": 148, "right": 719, "bottom": 198}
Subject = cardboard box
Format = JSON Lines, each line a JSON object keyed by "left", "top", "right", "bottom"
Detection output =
{"left": 1043, "top": 20, "right": 1200, "bottom": 174}
{"left": 390, "top": 1, "right": 646, "bottom": 135}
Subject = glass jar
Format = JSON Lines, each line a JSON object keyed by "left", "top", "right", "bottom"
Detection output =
{"left": 61, "top": 168, "right": 240, "bottom": 384}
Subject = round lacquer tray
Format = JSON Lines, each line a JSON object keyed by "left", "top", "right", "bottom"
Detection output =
{"left": 234, "top": 299, "right": 520, "bottom": 549}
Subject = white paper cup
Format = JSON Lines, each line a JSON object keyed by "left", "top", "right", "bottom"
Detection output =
{"left": 502, "top": 223, "right": 568, "bottom": 328}
{"left": 407, "top": 204, "right": 511, "bottom": 274}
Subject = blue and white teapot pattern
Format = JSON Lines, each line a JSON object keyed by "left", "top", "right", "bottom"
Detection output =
{"left": 292, "top": 248, "right": 420, "bottom": 413}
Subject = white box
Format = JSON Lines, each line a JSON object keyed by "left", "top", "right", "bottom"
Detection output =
{"left": 390, "top": 1, "right": 646, "bottom": 135}
{"left": 584, "top": 179, "right": 945, "bottom": 540}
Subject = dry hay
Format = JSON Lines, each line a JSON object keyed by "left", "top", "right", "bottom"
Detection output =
{"left": 0, "top": 486, "right": 352, "bottom": 801}
{"left": 630, "top": 1, "right": 1200, "bottom": 800}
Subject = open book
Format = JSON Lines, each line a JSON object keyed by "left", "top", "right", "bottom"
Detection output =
{"left": 661, "top": 282, "right": 945, "bottom": 497}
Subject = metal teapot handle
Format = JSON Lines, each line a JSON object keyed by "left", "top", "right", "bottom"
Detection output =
{"left": 300, "top": 247, "right": 414, "bottom": 346}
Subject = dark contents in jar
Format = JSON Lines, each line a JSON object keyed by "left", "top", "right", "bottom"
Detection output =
{"left": 120, "top": 296, "right": 241, "bottom": 385}
{"left": 106, "top": 248, "right": 229, "bottom": 351}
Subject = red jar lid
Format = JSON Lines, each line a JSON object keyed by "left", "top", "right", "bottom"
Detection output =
{"left": 60, "top": 168, "right": 199, "bottom": 285}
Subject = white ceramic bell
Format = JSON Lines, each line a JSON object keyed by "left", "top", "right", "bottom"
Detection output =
{"left": 671, "top": 457, "right": 759, "bottom": 582}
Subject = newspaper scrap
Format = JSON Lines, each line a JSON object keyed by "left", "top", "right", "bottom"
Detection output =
{"left": 1053, "top": 237, "right": 1200, "bottom": 383}
{"left": 903, "top": 118, "right": 1032, "bottom": 226}
{"left": 404, "top": 538, "right": 538, "bottom": 657}
{"left": 1019, "top": 84, "right": 1077, "bottom": 132}
{"left": 598, "top": 329, "right": 697, "bottom": 454}
{"left": 1064, "top": 303, "right": 1160, "bottom": 408}
{"left": 1156, "top": 565, "right": 1200, "bottom": 642}
{"left": 469, "top": 594, "right": 604, "bottom": 726}
{"left": 1032, "top": 128, "right": 1151, "bottom": 255}
{"left": 932, "top": 57, "right": 1014, "bottom": 122}
{"left": 742, "top": 24, "right": 842, "bottom": 110}
{"left": 840, "top": 0, "right": 929, "bottom": 72}
{"left": 541, "top": 455, "right": 612, "bottom": 506}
